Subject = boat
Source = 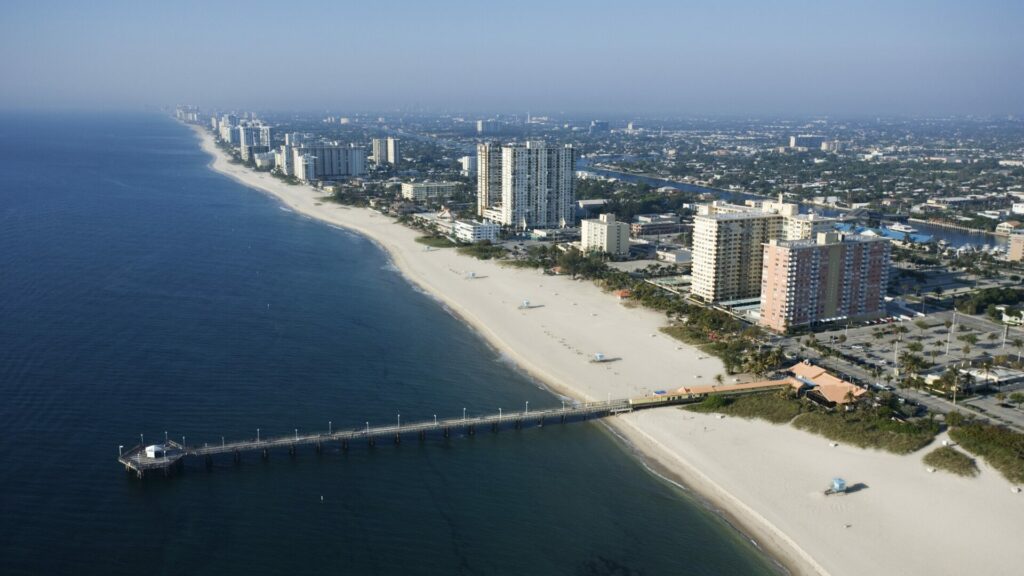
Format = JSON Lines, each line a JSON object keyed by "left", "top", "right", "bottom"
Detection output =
{"left": 886, "top": 223, "right": 918, "bottom": 234}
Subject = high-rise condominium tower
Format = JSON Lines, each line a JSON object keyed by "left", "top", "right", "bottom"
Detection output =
{"left": 476, "top": 142, "right": 503, "bottom": 217}
{"left": 476, "top": 141, "right": 574, "bottom": 228}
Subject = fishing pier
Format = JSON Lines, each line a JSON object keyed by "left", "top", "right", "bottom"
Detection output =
{"left": 118, "top": 399, "right": 635, "bottom": 478}
{"left": 119, "top": 379, "right": 795, "bottom": 479}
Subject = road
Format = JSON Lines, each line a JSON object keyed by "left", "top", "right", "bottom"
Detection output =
{"left": 771, "top": 310, "right": 1024, "bottom": 432}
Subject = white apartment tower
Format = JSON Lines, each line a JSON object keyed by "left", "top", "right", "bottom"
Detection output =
{"left": 459, "top": 155, "right": 477, "bottom": 177}
{"left": 294, "top": 154, "right": 317, "bottom": 182}
{"left": 238, "top": 123, "right": 272, "bottom": 161}
{"left": 497, "top": 142, "right": 575, "bottom": 229}
{"left": 476, "top": 142, "right": 504, "bottom": 217}
{"left": 275, "top": 145, "right": 294, "bottom": 176}
{"left": 371, "top": 138, "right": 387, "bottom": 165}
{"left": 290, "top": 144, "right": 367, "bottom": 181}
{"left": 386, "top": 137, "right": 401, "bottom": 167}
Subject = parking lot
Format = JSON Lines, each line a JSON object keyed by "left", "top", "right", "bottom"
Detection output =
{"left": 774, "top": 309, "right": 1024, "bottom": 430}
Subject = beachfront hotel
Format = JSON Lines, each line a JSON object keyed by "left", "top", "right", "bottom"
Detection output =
{"left": 476, "top": 141, "right": 575, "bottom": 229}
{"left": 581, "top": 213, "right": 631, "bottom": 257}
{"left": 691, "top": 198, "right": 836, "bottom": 303}
{"left": 759, "top": 232, "right": 891, "bottom": 333}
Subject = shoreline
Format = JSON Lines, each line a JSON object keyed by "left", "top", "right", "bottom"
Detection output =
{"left": 188, "top": 123, "right": 1024, "bottom": 576}
{"left": 189, "top": 125, "right": 813, "bottom": 574}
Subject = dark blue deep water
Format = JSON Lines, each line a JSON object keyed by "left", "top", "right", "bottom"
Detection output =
{"left": 0, "top": 114, "right": 780, "bottom": 575}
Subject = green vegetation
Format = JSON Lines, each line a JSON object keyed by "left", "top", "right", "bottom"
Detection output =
{"left": 923, "top": 446, "right": 979, "bottom": 477}
{"left": 686, "top": 390, "right": 937, "bottom": 453}
{"left": 791, "top": 410, "right": 940, "bottom": 454}
{"left": 685, "top": 390, "right": 805, "bottom": 424}
{"left": 456, "top": 241, "right": 506, "bottom": 260}
{"left": 270, "top": 171, "right": 300, "bottom": 185}
{"left": 415, "top": 235, "right": 456, "bottom": 248}
{"left": 954, "top": 287, "right": 1024, "bottom": 315}
{"left": 949, "top": 421, "right": 1024, "bottom": 484}
{"left": 327, "top": 188, "right": 370, "bottom": 207}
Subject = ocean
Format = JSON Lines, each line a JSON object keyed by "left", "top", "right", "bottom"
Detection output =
{"left": 0, "top": 113, "right": 780, "bottom": 575}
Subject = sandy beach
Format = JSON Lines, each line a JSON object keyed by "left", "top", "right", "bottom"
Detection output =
{"left": 192, "top": 126, "right": 1023, "bottom": 576}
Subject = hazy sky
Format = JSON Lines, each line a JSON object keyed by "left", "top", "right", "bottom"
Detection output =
{"left": 1, "top": 0, "right": 1021, "bottom": 116}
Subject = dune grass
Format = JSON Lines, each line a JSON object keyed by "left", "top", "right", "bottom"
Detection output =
{"left": 923, "top": 446, "right": 979, "bottom": 477}
{"left": 792, "top": 411, "right": 939, "bottom": 455}
{"left": 415, "top": 235, "right": 456, "bottom": 248}
{"left": 456, "top": 242, "right": 507, "bottom": 260}
{"left": 685, "top": 391, "right": 805, "bottom": 424}
{"left": 949, "top": 422, "right": 1024, "bottom": 484}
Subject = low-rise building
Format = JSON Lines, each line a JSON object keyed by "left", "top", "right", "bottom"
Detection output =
{"left": 581, "top": 213, "right": 630, "bottom": 257}
{"left": 631, "top": 214, "right": 683, "bottom": 237}
{"left": 401, "top": 181, "right": 459, "bottom": 201}
{"left": 995, "top": 220, "right": 1022, "bottom": 236}
{"left": 253, "top": 151, "right": 276, "bottom": 170}
{"left": 790, "top": 361, "right": 867, "bottom": 407}
{"left": 656, "top": 247, "right": 692, "bottom": 268}
{"left": 453, "top": 220, "right": 500, "bottom": 244}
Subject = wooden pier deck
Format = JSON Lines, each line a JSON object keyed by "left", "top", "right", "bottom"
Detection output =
{"left": 118, "top": 381, "right": 796, "bottom": 479}
{"left": 118, "top": 399, "right": 634, "bottom": 478}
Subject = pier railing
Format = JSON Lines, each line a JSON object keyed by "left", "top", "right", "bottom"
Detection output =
{"left": 118, "top": 399, "right": 632, "bottom": 478}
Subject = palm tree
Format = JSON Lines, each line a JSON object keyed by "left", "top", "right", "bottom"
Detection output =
{"left": 1013, "top": 337, "right": 1023, "bottom": 364}
{"left": 980, "top": 358, "right": 994, "bottom": 388}
{"left": 899, "top": 352, "right": 925, "bottom": 384}
{"left": 915, "top": 319, "right": 929, "bottom": 333}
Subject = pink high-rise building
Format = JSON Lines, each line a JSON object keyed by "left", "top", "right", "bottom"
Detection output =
{"left": 760, "top": 232, "right": 891, "bottom": 333}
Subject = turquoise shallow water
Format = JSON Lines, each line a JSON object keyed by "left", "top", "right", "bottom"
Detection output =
{"left": 0, "top": 113, "right": 781, "bottom": 575}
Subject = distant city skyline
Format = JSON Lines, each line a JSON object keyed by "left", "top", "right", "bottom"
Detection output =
{"left": 1, "top": 0, "right": 1022, "bottom": 116}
